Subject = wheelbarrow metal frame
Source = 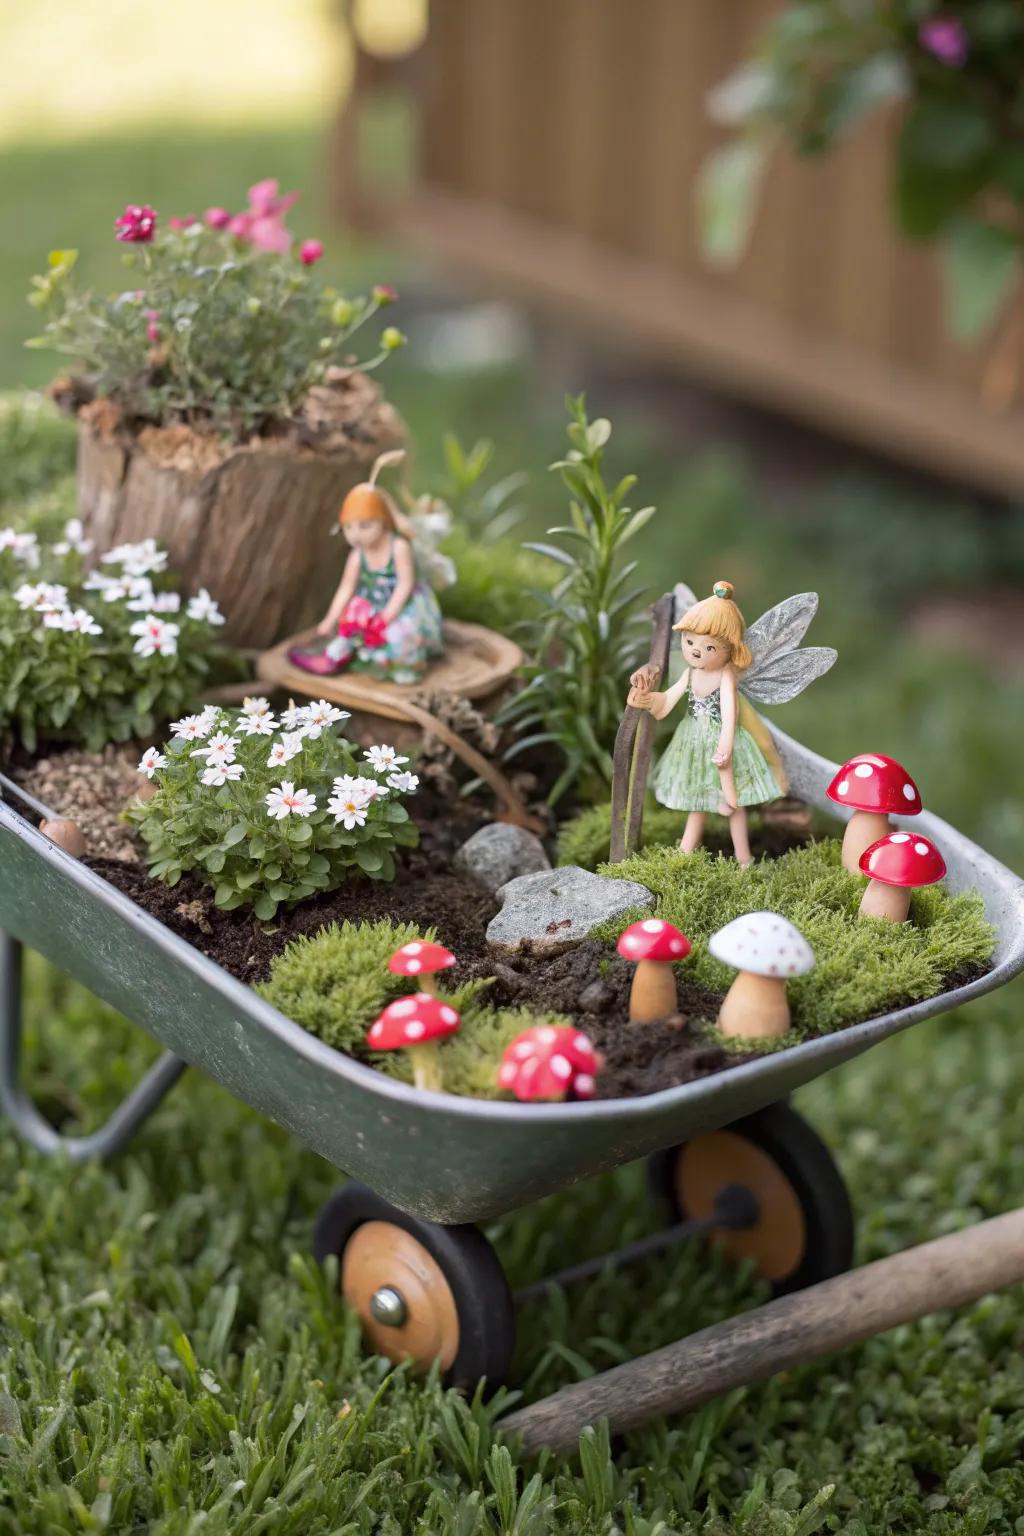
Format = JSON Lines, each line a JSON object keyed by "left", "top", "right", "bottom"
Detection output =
{"left": 1, "top": 727, "right": 1021, "bottom": 1224}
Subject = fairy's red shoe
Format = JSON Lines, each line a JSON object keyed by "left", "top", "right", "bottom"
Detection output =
{"left": 287, "top": 646, "right": 346, "bottom": 676}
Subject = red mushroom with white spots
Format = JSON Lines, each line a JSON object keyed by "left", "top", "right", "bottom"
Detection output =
{"left": 387, "top": 940, "right": 456, "bottom": 995}
{"left": 497, "top": 1023, "right": 602, "bottom": 1102}
{"left": 366, "top": 993, "right": 461, "bottom": 1092}
{"left": 708, "top": 912, "right": 815, "bottom": 1039}
{"left": 858, "top": 832, "right": 946, "bottom": 922}
{"left": 616, "top": 918, "right": 691, "bottom": 1023}
{"left": 826, "top": 754, "right": 922, "bottom": 874}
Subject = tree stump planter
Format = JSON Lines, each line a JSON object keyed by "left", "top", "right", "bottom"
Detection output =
{"left": 72, "top": 370, "right": 405, "bottom": 651}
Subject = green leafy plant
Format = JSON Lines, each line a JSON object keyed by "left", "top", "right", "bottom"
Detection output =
{"left": 700, "top": 2, "right": 1024, "bottom": 340}
{"left": 499, "top": 397, "right": 653, "bottom": 804}
{"left": 0, "top": 527, "right": 223, "bottom": 754}
{"left": 130, "top": 701, "right": 420, "bottom": 920}
{"left": 26, "top": 182, "right": 405, "bottom": 439}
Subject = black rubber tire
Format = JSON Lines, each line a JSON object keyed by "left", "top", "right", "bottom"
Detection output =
{"left": 647, "top": 1100, "right": 855, "bottom": 1295}
{"left": 313, "top": 1181, "right": 516, "bottom": 1392}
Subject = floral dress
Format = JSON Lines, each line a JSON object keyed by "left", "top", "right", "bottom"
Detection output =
{"left": 320, "top": 540, "right": 444, "bottom": 684}
{"left": 651, "top": 686, "right": 778, "bottom": 813}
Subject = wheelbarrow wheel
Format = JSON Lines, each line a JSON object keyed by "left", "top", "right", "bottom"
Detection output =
{"left": 647, "top": 1101, "right": 854, "bottom": 1294}
{"left": 313, "top": 1182, "right": 516, "bottom": 1391}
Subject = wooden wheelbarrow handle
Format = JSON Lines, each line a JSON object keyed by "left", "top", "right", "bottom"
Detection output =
{"left": 500, "top": 1206, "right": 1024, "bottom": 1454}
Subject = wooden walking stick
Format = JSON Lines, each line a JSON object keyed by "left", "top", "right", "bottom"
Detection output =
{"left": 499, "top": 1207, "right": 1024, "bottom": 1455}
{"left": 609, "top": 593, "right": 674, "bottom": 862}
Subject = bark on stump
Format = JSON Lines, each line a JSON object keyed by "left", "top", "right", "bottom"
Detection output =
{"left": 73, "top": 371, "right": 404, "bottom": 651}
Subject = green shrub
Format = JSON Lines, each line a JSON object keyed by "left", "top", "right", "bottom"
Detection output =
{"left": 258, "top": 919, "right": 570, "bottom": 1097}
{"left": 597, "top": 839, "right": 996, "bottom": 1038}
{"left": 0, "top": 530, "right": 223, "bottom": 755}
{"left": 25, "top": 186, "right": 403, "bottom": 439}
{"left": 0, "top": 393, "right": 76, "bottom": 512}
{"left": 439, "top": 525, "right": 551, "bottom": 634}
{"left": 498, "top": 397, "right": 652, "bottom": 804}
{"left": 130, "top": 703, "right": 419, "bottom": 920}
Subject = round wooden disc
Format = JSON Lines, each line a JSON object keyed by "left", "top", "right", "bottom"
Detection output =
{"left": 676, "top": 1130, "right": 807, "bottom": 1282}
{"left": 340, "top": 1220, "right": 461, "bottom": 1371}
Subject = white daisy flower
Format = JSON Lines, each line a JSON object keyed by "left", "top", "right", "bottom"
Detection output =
{"left": 129, "top": 615, "right": 180, "bottom": 658}
{"left": 190, "top": 732, "right": 239, "bottom": 764}
{"left": 0, "top": 528, "right": 40, "bottom": 568}
{"left": 103, "top": 538, "right": 167, "bottom": 577}
{"left": 241, "top": 695, "right": 273, "bottom": 719}
{"left": 170, "top": 713, "right": 212, "bottom": 741}
{"left": 299, "top": 699, "right": 350, "bottom": 739}
{"left": 265, "top": 781, "right": 317, "bottom": 820}
{"left": 14, "top": 582, "right": 68, "bottom": 613}
{"left": 128, "top": 588, "right": 180, "bottom": 614}
{"left": 331, "top": 773, "right": 378, "bottom": 800}
{"left": 327, "top": 790, "right": 369, "bottom": 830}
{"left": 238, "top": 711, "right": 277, "bottom": 737}
{"left": 266, "top": 738, "right": 296, "bottom": 769}
{"left": 278, "top": 702, "right": 308, "bottom": 730}
{"left": 137, "top": 746, "right": 167, "bottom": 778}
{"left": 201, "top": 760, "right": 245, "bottom": 787}
{"left": 83, "top": 571, "right": 117, "bottom": 593}
{"left": 43, "top": 607, "right": 103, "bottom": 636}
{"left": 364, "top": 744, "right": 408, "bottom": 773}
{"left": 387, "top": 770, "right": 419, "bottom": 794}
{"left": 187, "top": 587, "right": 225, "bottom": 625}
{"left": 53, "top": 518, "right": 93, "bottom": 557}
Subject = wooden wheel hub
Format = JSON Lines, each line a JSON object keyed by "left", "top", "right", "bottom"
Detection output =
{"left": 341, "top": 1220, "right": 461, "bottom": 1370}
{"left": 676, "top": 1131, "right": 807, "bottom": 1282}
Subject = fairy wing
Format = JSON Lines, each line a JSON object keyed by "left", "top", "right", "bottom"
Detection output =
{"left": 740, "top": 591, "right": 837, "bottom": 705}
{"left": 665, "top": 583, "right": 699, "bottom": 684}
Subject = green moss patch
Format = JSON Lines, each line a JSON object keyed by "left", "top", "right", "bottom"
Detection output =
{"left": 596, "top": 838, "right": 995, "bottom": 1039}
{"left": 257, "top": 918, "right": 569, "bottom": 1095}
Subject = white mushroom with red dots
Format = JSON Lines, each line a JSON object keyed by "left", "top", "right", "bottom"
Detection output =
{"left": 826, "top": 753, "right": 922, "bottom": 874}
{"left": 366, "top": 993, "right": 461, "bottom": 1093}
{"left": 708, "top": 912, "right": 815, "bottom": 1040}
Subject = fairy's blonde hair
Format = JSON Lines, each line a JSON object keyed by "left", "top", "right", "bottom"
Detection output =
{"left": 673, "top": 579, "right": 752, "bottom": 670}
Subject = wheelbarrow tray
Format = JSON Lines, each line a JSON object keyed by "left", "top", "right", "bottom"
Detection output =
{"left": 1, "top": 729, "right": 1021, "bottom": 1223}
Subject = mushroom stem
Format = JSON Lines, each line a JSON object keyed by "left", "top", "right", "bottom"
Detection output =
{"left": 841, "top": 811, "right": 891, "bottom": 875}
{"left": 408, "top": 1040, "right": 444, "bottom": 1092}
{"left": 629, "top": 959, "right": 678, "bottom": 1024}
{"left": 718, "top": 971, "right": 791, "bottom": 1040}
{"left": 859, "top": 880, "right": 911, "bottom": 922}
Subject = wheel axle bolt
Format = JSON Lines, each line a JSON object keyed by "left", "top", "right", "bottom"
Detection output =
{"left": 369, "top": 1285, "right": 408, "bottom": 1328}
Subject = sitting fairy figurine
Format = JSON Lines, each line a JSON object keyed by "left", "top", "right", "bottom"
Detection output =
{"left": 629, "top": 580, "right": 835, "bottom": 866}
{"left": 288, "top": 452, "right": 446, "bottom": 685}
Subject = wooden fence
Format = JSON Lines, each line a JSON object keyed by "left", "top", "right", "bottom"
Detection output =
{"left": 338, "top": 0, "right": 1024, "bottom": 496}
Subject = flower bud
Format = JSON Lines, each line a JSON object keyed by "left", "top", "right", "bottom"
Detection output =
{"left": 372, "top": 283, "right": 398, "bottom": 305}
{"left": 331, "top": 298, "right": 356, "bottom": 327}
{"left": 381, "top": 327, "right": 406, "bottom": 352}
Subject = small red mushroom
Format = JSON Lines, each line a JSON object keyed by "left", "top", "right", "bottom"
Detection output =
{"left": 616, "top": 918, "right": 691, "bottom": 1023}
{"left": 387, "top": 940, "right": 456, "bottom": 995}
{"left": 497, "top": 1024, "right": 602, "bottom": 1102}
{"left": 826, "top": 754, "right": 922, "bottom": 874}
{"left": 367, "top": 993, "right": 461, "bottom": 1092}
{"left": 858, "top": 832, "right": 946, "bottom": 922}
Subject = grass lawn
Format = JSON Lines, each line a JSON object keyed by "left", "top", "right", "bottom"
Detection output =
{"left": 3, "top": 115, "right": 1024, "bottom": 1532}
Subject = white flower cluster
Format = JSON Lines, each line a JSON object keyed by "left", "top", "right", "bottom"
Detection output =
{"left": 142, "top": 694, "right": 420, "bottom": 826}
{"left": 5, "top": 525, "right": 226, "bottom": 657}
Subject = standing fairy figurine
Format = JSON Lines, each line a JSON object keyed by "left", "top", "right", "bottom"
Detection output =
{"left": 628, "top": 580, "right": 836, "bottom": 866}
{"left": 288, "top": 451, "right": 446, "bottom": 686}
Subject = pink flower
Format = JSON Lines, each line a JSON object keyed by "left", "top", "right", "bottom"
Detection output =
{"left": 205, "top": 206, "right": 232, "bottom": 229}
{"left": 372, "top": 284, "right": 398, "bottom": 304}
{"left": 114, "top": 204, "right": 157, "bottom": 243}
{"left": 242, "top": 177, "right": 300, "bottom": 252}
{"left": 299, "top": 239, "right": 324, "bottom": 266}
{"left": 919, "top": 16, "right": 968, "bottom": 66}
{"left": 145, "top": 308, "right": 160, "bottom": 343}
{"left": 167, "top": 215, "right": 196, "bottom": 231}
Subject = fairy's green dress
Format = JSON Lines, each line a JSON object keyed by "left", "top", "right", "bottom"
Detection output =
{"left": 651, "top": 686, "right": 778, "bottom": 813}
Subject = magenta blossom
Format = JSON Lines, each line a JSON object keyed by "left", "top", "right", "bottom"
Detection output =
{"left": 145, "top": 308, "right": 160, "bottom": 343}
{"left": 114, "top": 205, "right": 157, "bottom": 243}
{"left": 167, "top": 215, "right": 196, "bottom": 231}
{"left": 237, "top": 177, "right": 300, "bottom": 253}
{"left": 373, "top": 283, "right": 398, "bottom": 304}
{"left": 919, "top": 16, "right": 968, "bottom": 66}
{"left": 299, "top": 239, "right": 324, "bottom": 266}
{"left": 205, "top": 206, "right": 232, "bottom": 229}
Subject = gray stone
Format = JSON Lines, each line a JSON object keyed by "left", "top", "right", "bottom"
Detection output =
{"left": 486, "top": 864, "right": 655, "bottom": 952}
{"left": 454, "top": 821, "right": 550, "bottom": 895}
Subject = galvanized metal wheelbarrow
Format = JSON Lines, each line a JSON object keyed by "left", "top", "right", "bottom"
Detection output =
{"left": 1, "top": 727, "right": 1022, "bottom": 1418}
